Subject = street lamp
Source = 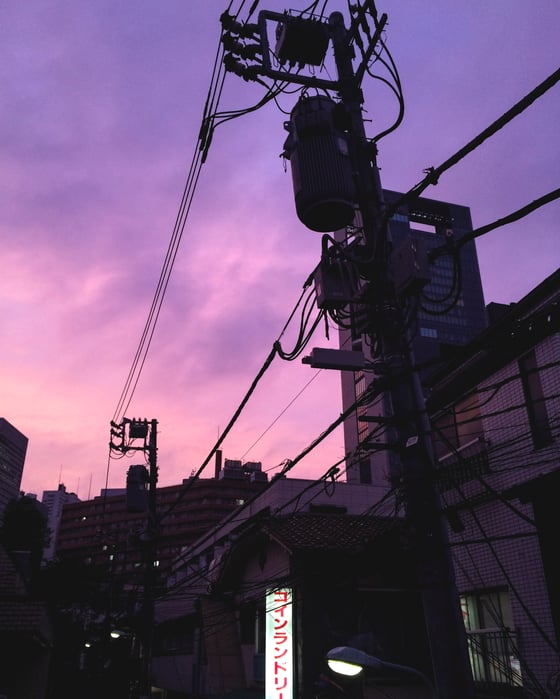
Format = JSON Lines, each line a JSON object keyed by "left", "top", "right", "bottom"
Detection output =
{"left": 326, "top": 646, "right": 435, "bottom": 697}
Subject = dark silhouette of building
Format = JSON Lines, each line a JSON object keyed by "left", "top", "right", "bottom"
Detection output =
{"left": 55, "top": 462, "right": 269, "bottom": 589}
{"left": 0, "top": 418, "right": 28, "bottom": 516}
{"left": 41, "top": 483, "right": 80, "bottom": 562}
{"left": 0, "top": 544, "right": 52, "bottom": 698}
{"left": 426, "top": 267, "right": 560, "bottom": 694}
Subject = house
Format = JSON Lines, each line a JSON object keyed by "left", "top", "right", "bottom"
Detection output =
{"left": 152, "top": 479, "right": 432, "bottom": 698}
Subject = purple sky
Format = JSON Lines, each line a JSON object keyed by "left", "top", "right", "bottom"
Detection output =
{"left": 2, "top": 1, "right": 558, "bottom": 499}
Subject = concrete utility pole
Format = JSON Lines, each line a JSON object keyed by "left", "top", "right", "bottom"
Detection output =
{"left": 222, "top": 6, "right": 475, "bottom": 698}
{"left": 139, "top": 419, "right": 158, "bottom": 699}
{"left": 327, "top": 12, "right": 474, "bottom": 698}
{"left": 110, "top": 417, "right": 159, "bottom": 699}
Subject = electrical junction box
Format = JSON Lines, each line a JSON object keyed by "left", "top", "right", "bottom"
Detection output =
{"left": 275, "top": 16, "right": 329, "bottom": 66}
{"left": 390, "top": 235, "right": 431, "bottom": 295}
{"left": 313, "top": 256, "right": 358, "bottom": 310}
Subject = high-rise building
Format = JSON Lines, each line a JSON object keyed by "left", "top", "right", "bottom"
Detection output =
{"left": 340, "top": 191, "right": 488, "bottom": 486}
{"left": 0, "top": 418, "right": 28, "bottom": 516}
{"left": 41, "top": 483, "right": 80, "bottom": 561}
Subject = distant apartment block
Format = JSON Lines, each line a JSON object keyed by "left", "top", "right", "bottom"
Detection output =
{"left": 56, "top": 460, "right": 269, "bottom": 585}
{"left": 41, "top": 483, "right": 80, "bottom": 561}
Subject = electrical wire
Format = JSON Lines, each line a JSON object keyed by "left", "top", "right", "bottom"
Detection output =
{"left": 154, "top": 378, "right": 386, "bottom": 588}
{"left": 155, "top": 274, "right": 327, "bottom": 522}
{"left": 384, "top": 66, "right": 560, "bottom": 222}
{"left": 240, "top": 368, "right": 323, "bottom": 461}
{"left": 111, "top": 2, "right": 286, "bottom": 425}
{"left": 442, "top": 475, "right": 560, "bottom": 665}
{"left": 429, "top": 188, "right": 560, "bottom": 261}
{"left": 448, "top": 539, "right": 550, "bottom": 698}
{"left": 158, "top": 472, "right": 400, "bottom": 602}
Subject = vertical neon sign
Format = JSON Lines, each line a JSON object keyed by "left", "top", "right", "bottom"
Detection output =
{"left": 265, "top": 587, "right": 293, "bottom": 699}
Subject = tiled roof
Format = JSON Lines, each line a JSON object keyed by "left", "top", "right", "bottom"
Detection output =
{"left": 263, "top": 513, "right": 399, "bottom": 553}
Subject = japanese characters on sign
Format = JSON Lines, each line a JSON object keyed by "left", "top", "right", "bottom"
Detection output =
{"left": 265, "top": 587, "right": 293, "bottom": 699}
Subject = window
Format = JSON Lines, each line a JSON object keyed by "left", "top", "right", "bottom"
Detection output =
{"left": 358, "top": 458, "right": 372, "bottom": 484}
{"left": 433, "top": 393, "right": 484, "bottom": 458}
{"left": 411, "top": 222, "right": 437, "bottom": 234}
{"left": 461, "top": 589, "right": 522, "bottom": 687}
{"left": 420, "top": 326, "right": 438, "bottom": 338}
{"left": 433, "top": 394, "right": 487, "bottom": 489}
{"left": 155, "top": 619, "right": 195, "bottom": 655}
{"left": 255, "top": 605, "right": 266, "bottom": 654}
{"left": 519, "top": 350, "right": 552, "bottom": 448}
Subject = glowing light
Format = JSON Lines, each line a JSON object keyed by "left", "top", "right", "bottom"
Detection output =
{"left": 327, "top": 658, "right": 363, "bottom": 676}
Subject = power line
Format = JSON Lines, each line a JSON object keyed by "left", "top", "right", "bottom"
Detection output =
{"left": 384, "top": 66, "right": 560, "bottom": 220}
{"left": 430, "top": 189, "right": 560, "bottom": 261}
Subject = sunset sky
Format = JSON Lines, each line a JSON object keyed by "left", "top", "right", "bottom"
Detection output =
{"left": 2, "top": 1, "right": 558, "bottom": 499}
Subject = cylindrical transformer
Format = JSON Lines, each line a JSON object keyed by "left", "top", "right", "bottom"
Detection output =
{"left": 126, "top": 464, "right": 149, "bottom": 514}
{"left": 283, "top": 95, "right": 356, "bottom": 232}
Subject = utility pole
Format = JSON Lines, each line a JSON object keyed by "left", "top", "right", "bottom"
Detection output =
{"left": 328, "top": 12, "right": 474, "bottom": 697}
{"left": 110, "top": 417, "right": 159, "bottom": 699}
{"left": 221, "top": 6, "right": 474, "bottom": 698}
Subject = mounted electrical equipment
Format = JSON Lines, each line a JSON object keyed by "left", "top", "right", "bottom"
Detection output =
{"left": 313, "top": 252, "right": 359, "bottom": 310}
{"left": 283, "top": 95, "right": 357, "bottom": 232}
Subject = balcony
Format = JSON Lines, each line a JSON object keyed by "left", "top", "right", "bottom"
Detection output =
{"left": 437, "top": 437, "right": 490, "bottom": 491}
{"left": 467, "top": 629, "right": 523, "bottom": 693}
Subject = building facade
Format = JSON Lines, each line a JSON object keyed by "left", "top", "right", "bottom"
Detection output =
{"left": 0, "top": 418, "right": 28, "bottom": 516}
{"left": 56, "top": 464, "right": 269, "bottom": 583}
{"left": 427, "top": 268, "right": 560, "bottom": 695}
{"left": 41, "top": 483, "right": 80, "bottom": 562}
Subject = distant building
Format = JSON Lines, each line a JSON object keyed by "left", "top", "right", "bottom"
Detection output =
{"left": 0, "top": 418, "right": 28, "bottom": 516}
{"left": 152, "top": 478, "right": 427, "bottom": 698}
{"left": 339, "top": 191, "right": 487, "bottom": 486}
{"left": 41, "top": 483, "right": 80, "bottom": 562}
{"left": 56, "top": 461, "right": 270, "bottom": 588}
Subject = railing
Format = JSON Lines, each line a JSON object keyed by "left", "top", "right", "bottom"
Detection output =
{"left": 437, "top": 441, "right": 490, "bottom": 491}
{"left": 466, "top": 629, "right": 523, "bottom": 688}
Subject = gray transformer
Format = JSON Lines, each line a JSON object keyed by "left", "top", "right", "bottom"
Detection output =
{"left": 283, "top": 95, "right": 356, "bottom": 232}
{"left": 126, "top": 464, "right": 149, "bottom": 514}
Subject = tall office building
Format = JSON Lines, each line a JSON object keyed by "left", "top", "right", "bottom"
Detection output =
{"left": 340, "top": 191, "right": 487, "bottom": 486}
{"left": 41, "top": 483, "right": 80, "bottom": 561}
{"left": 0, "top": 418, "right": 28, "bottom": 516}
